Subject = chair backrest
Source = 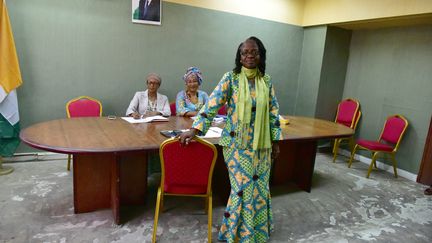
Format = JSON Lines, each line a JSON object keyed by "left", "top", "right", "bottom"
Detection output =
{"left": 159, "top": 137, "right": 217, "bottom": 195}
{"left": 379, "top": 115, "right": 409, "bottom": 150}
{"left": 335, "top": 98, "right": 360, "bottom": 129}
{"left": 169, "top": 102, "right": 176, "bottom": 116}
{"left": 217, "top": 104, "right": 227, "bottom": 115}
{"left": 66, "top": 96, "right": 102, "bottom": 118}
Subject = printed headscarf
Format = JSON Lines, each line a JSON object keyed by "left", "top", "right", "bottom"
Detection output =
{"left": 183, "top": 67, "right": 203, "bottom": 85}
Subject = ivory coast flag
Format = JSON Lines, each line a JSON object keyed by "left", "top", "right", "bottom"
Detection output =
{"left": 0, "top": 0, "right": 23, "bottom": 157}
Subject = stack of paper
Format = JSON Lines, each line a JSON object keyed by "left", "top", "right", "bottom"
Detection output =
{"left": 122, "top": 115, "right": 168, "bottom": 124}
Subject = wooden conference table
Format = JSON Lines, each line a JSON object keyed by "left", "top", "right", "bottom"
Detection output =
{"left": 20, "top": 116, "right": 353, "bottom": 224}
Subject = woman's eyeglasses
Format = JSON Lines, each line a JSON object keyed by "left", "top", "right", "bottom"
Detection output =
{"left": 147, "top": 81, "right": 160, "bottom": 86}
{"left": 240, "top": 49, "right": 260, "bottom": 57}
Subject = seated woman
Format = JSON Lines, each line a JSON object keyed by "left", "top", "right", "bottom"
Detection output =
{"left": 126, "top": 73, "right": 171, "bottom": 118}
{"left": 176, "top": 67, "right": 209, "bottom": 117}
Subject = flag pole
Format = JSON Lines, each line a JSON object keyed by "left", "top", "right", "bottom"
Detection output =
{"left": 0, "top": 156, "right": 14, "bottom": 175}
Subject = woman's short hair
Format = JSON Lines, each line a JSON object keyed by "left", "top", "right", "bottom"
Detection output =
{"left": 233, "top": 36, "right": 267, "bottom": 75}
{"left": 146, "top": 73, "right": 162, "bottom": 85}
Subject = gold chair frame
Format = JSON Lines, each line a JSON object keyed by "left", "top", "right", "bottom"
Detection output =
{"left": 348, "top": 114, "right": 408, "bottom": 178}
{"left": 152, "top": 136, "right": 217, "bottom": 243}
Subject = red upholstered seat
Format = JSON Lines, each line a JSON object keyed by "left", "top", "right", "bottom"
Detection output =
{"left": 153, "top": 137, "right": 217, "bottom": 242}
{"left": 336, "top": 99, "right": 359, "bottom": 127}
{"left": 348, "top": 114, "right": 408, "bottom": 178}
{"left": 381, "top": 116, "right": 408, "bottom": 144}
{"left": 164, "top": 183, "right": 207, "bottom": 195}
{"left": 161, "top": 140, "right": 215, "bottom": 194}
{"left": 332, "top": 98, "right": 361, "bottom": 162}
{"left": 67, "top": 96, "right": 102, "bottom": 118}
{"left": 357, "top": 139, "right": 393, "bottom": 152}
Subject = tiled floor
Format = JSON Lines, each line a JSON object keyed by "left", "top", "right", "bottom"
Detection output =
{"left": 0, "top": 153, "right": 431, "bottom": 242}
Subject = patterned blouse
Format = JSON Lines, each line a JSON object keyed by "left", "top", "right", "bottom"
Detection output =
{"left": 175, "top": 90, "right": 209, "bottom": 116}
{"left": 192, "top": 71, "right": 282, "bottom": 149}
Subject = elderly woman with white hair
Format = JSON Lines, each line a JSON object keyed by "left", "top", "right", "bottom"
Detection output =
{"left": 126, "top": 73, "right": 171, "bottom": 118}
{"left": 176, "top": 66, "right": 209, "bottom": 117}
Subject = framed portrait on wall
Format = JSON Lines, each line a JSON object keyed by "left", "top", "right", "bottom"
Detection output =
{"left": 132, "top": 0, "right": 161, "bottom": 25}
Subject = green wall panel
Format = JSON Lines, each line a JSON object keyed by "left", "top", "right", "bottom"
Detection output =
{"left": 315, "top": 27, "right": 351, "bottom": 121}
{"left": 344, "top": 25, "right": 432, "bottom": 174}
{"left": 296, "top": 26, "right": 351, "bottom": 120}
{"left": 295, "top": 26, "right": 326, "bottom": 117}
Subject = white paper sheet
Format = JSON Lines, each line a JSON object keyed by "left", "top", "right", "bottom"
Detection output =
{"left": 201, "top": 127, "right": 223, "bottom": 138}
{"left": 121, "top": 115, "right": 168, "bottom": 124}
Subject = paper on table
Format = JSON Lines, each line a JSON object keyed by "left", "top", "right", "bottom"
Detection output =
{"left": 121, "top": 117, "right": 144, "bottom": 123}
{"left": 121, "top": 115, "right": 168, "bottom": 124}
{"left": 142, "top": 115, "right": 168, "bottom": 122}
{"left": 201, "top": 127, "right": 223, "bottom": 138}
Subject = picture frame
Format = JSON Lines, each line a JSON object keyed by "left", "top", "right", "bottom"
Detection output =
{"left": 131, "top": 0, "right": 161, "bottom": 25}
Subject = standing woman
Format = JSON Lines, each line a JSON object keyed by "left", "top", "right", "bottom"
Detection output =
{"left": 176, "top": 67, "right": 209, "bottom": 117}
{"left": 180, "top": 37, "right": 282, "bottom": 242}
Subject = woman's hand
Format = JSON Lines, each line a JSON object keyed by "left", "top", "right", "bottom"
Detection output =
{"left": 179, "top": 128, "right": 198, "bottom": 146}
{"left": 130, "top": 112, "right": 141, "bottom": 119}
{"left": 271, "top": 142, "right": 280, "bottom": 160}
{"left": 184, "top": 111, "right": 198, "bottom": 117}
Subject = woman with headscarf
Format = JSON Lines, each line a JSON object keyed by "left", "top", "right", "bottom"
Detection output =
{"left": 176, "top": 67, "right": 209, "bottom": 117}
{"left": 126, "top": 73, "right": 171, "bottom": 118}
{"left": 179, "top": 37, "right": 282, "bottom": 242}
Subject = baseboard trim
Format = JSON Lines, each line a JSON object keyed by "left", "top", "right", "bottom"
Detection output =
{"left": 2, "top": 152, "right": 67, "bottom": 163}
{"left": 339, "top": 149, "right": 418, "bottom": 182}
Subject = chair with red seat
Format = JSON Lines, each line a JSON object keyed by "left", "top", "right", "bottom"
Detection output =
{"left": 348, "top": 114, "right": 408, "bottom": 178}
{"left": 152, "top": 136, "right": 217, "bottom": 243}
{"left": 332, "top": 98, "right": 362, "bottom": 162}
{"left": 65, "top": 96, "right": 102, "bottom": 170}
{"left": 169, "top": 102, "right": 176, "bottom": 116}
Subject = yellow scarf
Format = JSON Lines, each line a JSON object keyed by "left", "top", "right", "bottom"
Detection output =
{"left": 237, "top": 67, "right": 271, "bottom": 150}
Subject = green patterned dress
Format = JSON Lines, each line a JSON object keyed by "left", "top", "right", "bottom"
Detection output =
{"left": 192, "top": 71, "right": 282, "bottom": 242}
